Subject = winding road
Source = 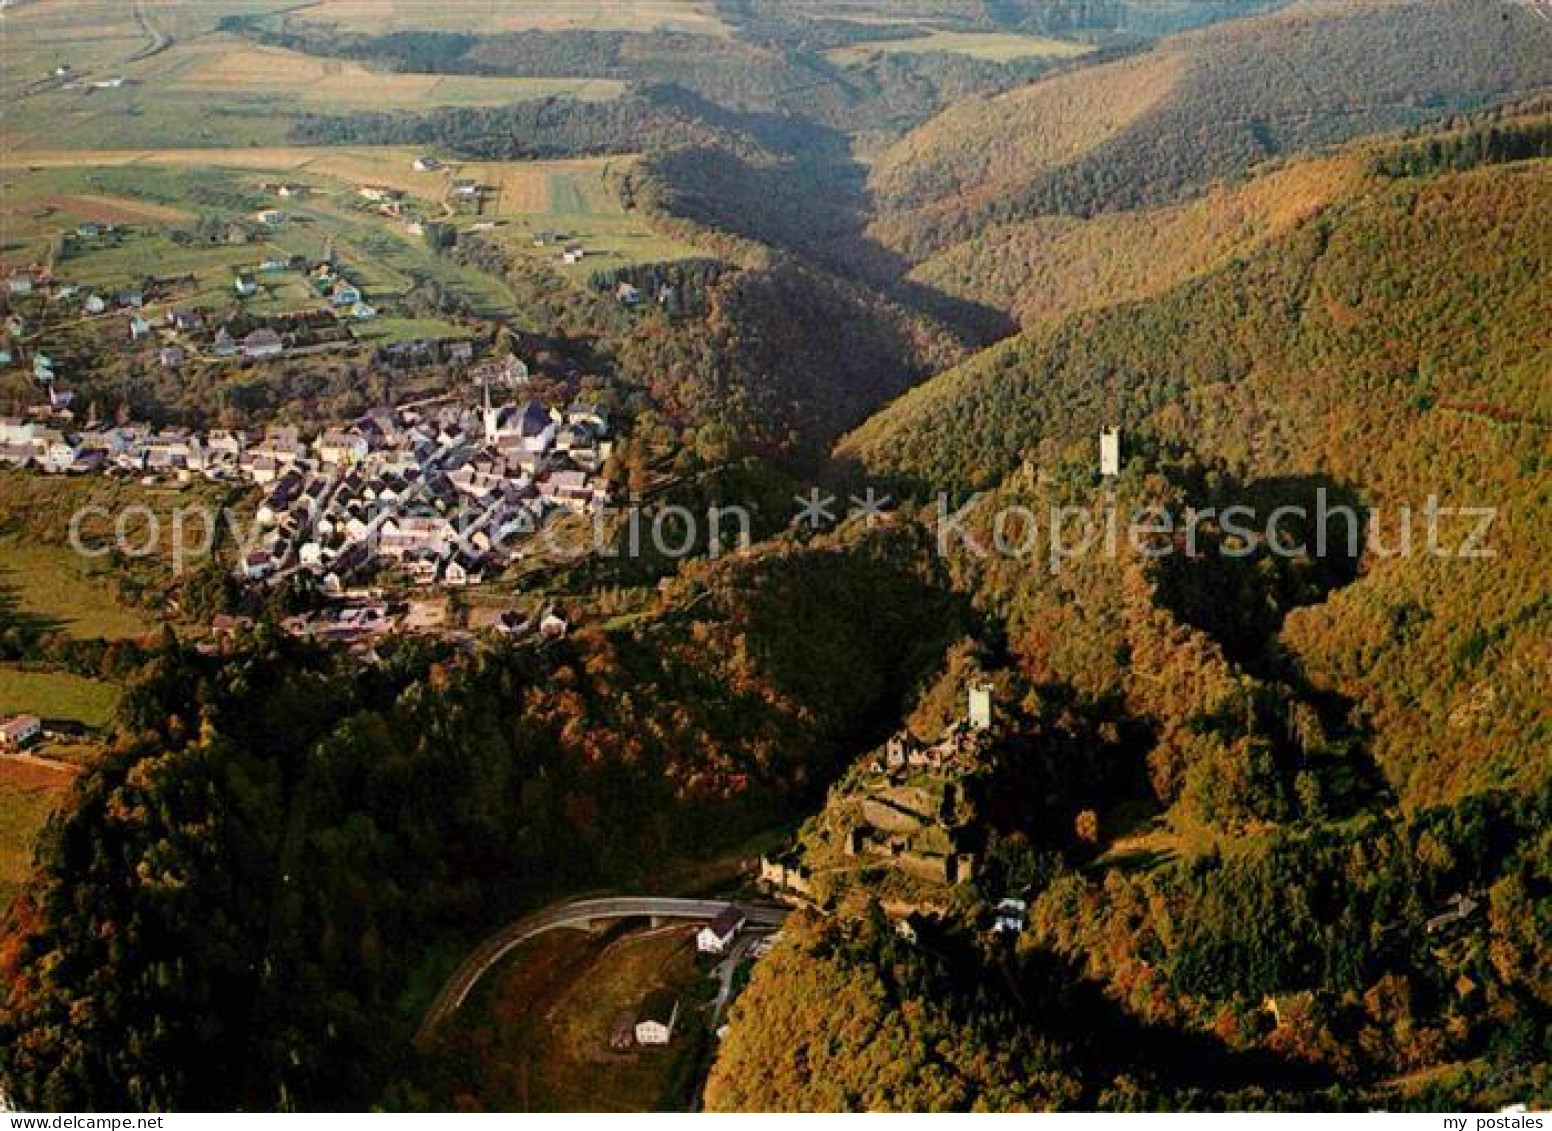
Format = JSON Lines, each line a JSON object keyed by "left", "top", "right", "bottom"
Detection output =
{"left": 128, "top": 0, "right": 173, "bottom": 63}
{"left": 416, "top": 896, "right": 788, "bottom": 1041}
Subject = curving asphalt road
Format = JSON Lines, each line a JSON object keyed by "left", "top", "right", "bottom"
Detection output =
{"left": 416, "top": 896, "right": 788, "bottom": 1042}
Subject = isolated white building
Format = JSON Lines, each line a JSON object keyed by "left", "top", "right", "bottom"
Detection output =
{"left": 634, "top": 992, "right": 679, "bottom": 1046}
{"left": 696, "top": 905, "right": 747, "bottom": 955}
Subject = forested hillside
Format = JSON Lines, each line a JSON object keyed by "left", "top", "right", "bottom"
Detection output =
{"left": 844, "top": 147, "right": 1550, "bottom": 805}
{"left": 616, "top": 258, "right": 967, "bottom": 455}
{"left": 870, "top": 0, "right": 1552, "bottom": 257}
{"left": 898, "top": 151, "right": 1362, "bottom": 328}
{"left": 4, "top": 0, "right": 1548, "bottom": 1115}
{"left": 0, "top": 528, "right": 966, "bottom": 1110}
{"left": 711, "top": 139, "right": 1550, "bottom": 1108}
{"left": 713, "top": 786, "right": 1551, "bottom": 1109}
{"left": 289, "top": 83, "right": 782, "bottom": 161}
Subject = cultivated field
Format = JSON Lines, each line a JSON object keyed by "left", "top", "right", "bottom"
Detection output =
{"left": 0, "top": 664, "right": 122, "bottom": 729}
{"left": 0, "top": 156, "right": 510, "bottom": 324}
{"left": 826, "top": 29, "right": 1094, "bottom": 65}
{"left": 0, "top": 150, "right": 708, "bottom": 322}
{"left": 292, "top": 0, "right": 732, "bottom": 37}
{"left": 443, "top": 926, "right": 712, "bottom": 1111}
{"left": 1, "top": 4, "right": 623, "bottom": 150}
{"left": 0, "top": 758, "right": 72, "bottom": 912}
{"left": 0, "top": 538, "right": 154, "bottom": 642}
{"left": 159, "top": 38, "right": 623, "bottom": 110}
{"left": 2, "top": 0, "right": 711, "bottom": 316}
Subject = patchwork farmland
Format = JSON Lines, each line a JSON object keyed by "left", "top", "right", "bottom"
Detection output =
{"left": 0, "top": 150, "right": 707, "bottom": 334}
{"left": 1, "top": 1, "right": 624, "bottom": 150}
{"left": 287, "top": 0, "right": 733, "bottom": 37}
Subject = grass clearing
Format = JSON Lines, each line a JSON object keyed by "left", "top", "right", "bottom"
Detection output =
{"left": 0, "top": 665, "right": 121, "bottom": 729}
{"left": 160, "top": 37, "right": 624, "bottom": 111}
{"left": 464, "top": 159, "right": 708, "bottom": 284}
{"left": 353, "top": 316, "right": 472, "bottom": 345}
{"left": 827, "top": 29, "right": 1093, "bottom": 65}
{"left": 0, "top": 759, "right": 72, "bottom": 912}
{"left": 444, "top": 925, "right": 711, "bottom": 1111}
{"left": 0, "top": 537, "right": 155, "bottom": 642}
{"left": 2, "top": 9, "right": 623, "bottom": 150}
{"left": 0, "top": 151, "right": 710, "bottom": 313}
{"left": 0, "top": 473, "right": 237, "bottom": 640}
{"left": 294, "top": 0, "right": 732, "bottom": 37}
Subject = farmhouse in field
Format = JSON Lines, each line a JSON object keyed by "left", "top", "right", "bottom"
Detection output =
{"left": 634, "top": 991, "right": 679, "bottom": 1046}
{"left": 696, "top": 905, "right": 747, "bottom": 955}
{"left": 168, "top": 308, "right": 203, "bottom": 333}
{"left": 0, "top": 714, "right": 43, "bottom": 750}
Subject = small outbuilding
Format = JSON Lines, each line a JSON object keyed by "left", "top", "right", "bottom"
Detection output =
{"left": 634, "top": 990, "right": 679, "bottom": 1046}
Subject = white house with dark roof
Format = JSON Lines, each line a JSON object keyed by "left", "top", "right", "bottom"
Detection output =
{"left": 696, "top": 905, "right": 747, "bottom": 955}
{"left": 634, "top": 991, "right": 679, "bottom": 1046}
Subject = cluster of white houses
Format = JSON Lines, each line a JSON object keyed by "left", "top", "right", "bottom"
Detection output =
{"left": 0, "top": 381, "right": 614, "bottom": 591}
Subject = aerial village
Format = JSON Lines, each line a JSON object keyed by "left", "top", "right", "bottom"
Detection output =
{"left": 0, "top": 355, "right": 612, "bottom": 587}
{"left": 0, "top": 229, "right": 621, "bottom": 611}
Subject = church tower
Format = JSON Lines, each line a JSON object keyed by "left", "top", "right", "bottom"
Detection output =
{"left": 1099, "top": 428, "right": 1121, "bottom": 477}
{"left": 968, "top": 684, "right": 993, "bottom": 731}
{"left": 481, "top": 375, "right": 499, "bottom": 445}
